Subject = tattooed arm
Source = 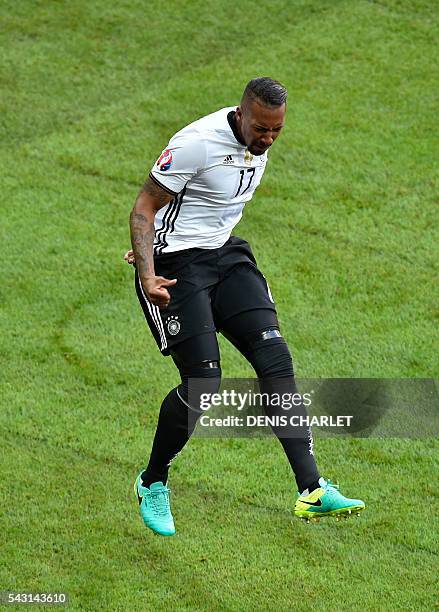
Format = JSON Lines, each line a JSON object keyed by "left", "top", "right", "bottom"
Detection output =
{"left": 129, "top": 177, "right": 176, "bottom": 308}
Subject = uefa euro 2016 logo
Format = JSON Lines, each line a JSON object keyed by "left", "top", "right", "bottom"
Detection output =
{"left": 157, "top": 148, "right": 173, "bottom": 171}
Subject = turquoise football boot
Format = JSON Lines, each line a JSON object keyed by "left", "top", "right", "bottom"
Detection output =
{"left": 294, "top": 477, "right": 365, "bottom": 522}
{"left": 134, "top": 473, "right": 176, "bottom": 536}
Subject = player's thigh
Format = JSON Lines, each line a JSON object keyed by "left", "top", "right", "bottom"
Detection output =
{"left": 135, "top": 269, "right": 216, "bottom": 356}
{"left": 212, "top": 263, "right": 277, "bottom": 331}
{"left": 170, "top": 332, "right": 220, "bottom": 371}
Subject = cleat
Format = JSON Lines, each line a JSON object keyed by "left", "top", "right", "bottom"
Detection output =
{"left": 134, "top": 472, "right": 175, "bottom": 536}
{"left": 294, "top": 477, "right": 365, "bottom": 521}
{"left": 306, "top": 518, "right": 310, "bottom": 524}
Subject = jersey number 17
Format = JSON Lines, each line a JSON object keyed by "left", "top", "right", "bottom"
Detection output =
{"left": 235, "top": 168, "right": 256, "bottom": 197}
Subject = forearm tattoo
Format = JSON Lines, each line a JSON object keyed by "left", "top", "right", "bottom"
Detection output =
{"left": 130, "top": 211, "right": 155, "bottom": 278}
{"left": 129, "top": 178, "right": 171, "bottom": 279}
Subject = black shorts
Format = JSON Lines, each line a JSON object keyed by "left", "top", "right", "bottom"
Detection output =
{"left": 134, "top": 236, "right": 277, "bottom": 356}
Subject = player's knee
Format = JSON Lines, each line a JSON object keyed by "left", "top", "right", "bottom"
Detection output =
{"left": 177, "top": 360, "right": 222, "bottom": 404}
{"left": 246, "top": 329, "right": 294, "bottom": 378}
{"left": 175, "top": 358, "right": 221, "bottom": 380}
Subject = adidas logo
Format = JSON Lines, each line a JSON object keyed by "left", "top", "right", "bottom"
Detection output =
{"left": 223, "top": 154, "right": 234, "bottom": 165}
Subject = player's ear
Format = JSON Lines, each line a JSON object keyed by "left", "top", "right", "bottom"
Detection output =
{"left": 235, "top": 106, "right": 243, "bottom": 120}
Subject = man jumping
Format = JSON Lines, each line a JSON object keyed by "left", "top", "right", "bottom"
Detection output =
{"left": 127, "top": 77, "right": 365, "bottom": 536}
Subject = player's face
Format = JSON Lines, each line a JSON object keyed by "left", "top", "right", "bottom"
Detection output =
{"left": 236, "top": 101, "right": 286, "bottom": 156}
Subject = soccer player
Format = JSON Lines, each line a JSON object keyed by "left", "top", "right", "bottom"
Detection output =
{"left": 127, "top": 77, "right": 365, "bottom": 535}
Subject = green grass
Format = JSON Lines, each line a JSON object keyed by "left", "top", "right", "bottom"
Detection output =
{"left": 1, "top": 0, "right": 438, "bottom": 609}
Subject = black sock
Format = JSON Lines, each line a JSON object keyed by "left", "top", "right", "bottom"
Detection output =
{"left": 141, "top": 385, "right": 202, "bottom": 489}
{"left": 305, "top": 480, "right": 321, "bottom": 494}
{"left": 237, "top": 332, "right": 321, "bottom": 492}
{"left": 259, "top": 376, "right": 321, "bottom": 492}
{"left": 141, "top": 469, "right": 167, "bottom": 489}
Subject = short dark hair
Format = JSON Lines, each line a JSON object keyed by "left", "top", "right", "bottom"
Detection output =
{"left": 241, "top": 77, "right": 288, "bottom": 109}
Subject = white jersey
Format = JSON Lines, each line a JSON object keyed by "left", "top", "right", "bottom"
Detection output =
{"left": 149, "top": 106, "right": 268, "bottom": 254}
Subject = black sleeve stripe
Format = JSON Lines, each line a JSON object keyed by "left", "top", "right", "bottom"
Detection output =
{"left": 148, "top": 172, "right": 178, "bottom": 196}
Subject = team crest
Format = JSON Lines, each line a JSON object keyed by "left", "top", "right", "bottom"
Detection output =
{"left": 166, "top": 315, "right": 180, "bottom": 335}
{"left": 244, "top": 149, "right": 253, "bottom": 165}
{"left": 157, "top": 149, "right": 173, "bottom": 171}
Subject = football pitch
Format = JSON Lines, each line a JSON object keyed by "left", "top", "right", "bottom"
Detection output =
{"left": 1, "top": 0, "right": 438, "bottom": 609}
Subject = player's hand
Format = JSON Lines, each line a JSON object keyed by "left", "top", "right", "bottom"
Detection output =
{"left": 141, "top": 275, "right": 177, "bottom": 309}
{"left": 124, "top": 249, "right": 135, "bottom": 265}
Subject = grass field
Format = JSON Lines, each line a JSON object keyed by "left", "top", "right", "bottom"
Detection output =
{"left": 1, "top": 0, "right": 438, "bottom": 610}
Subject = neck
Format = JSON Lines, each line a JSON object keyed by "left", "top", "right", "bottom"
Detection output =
{"left": 228, "top": 110, "right": 246, "bottom": 147}
{"left": 234, "top": 114, "right": 244, "bottom": 141}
